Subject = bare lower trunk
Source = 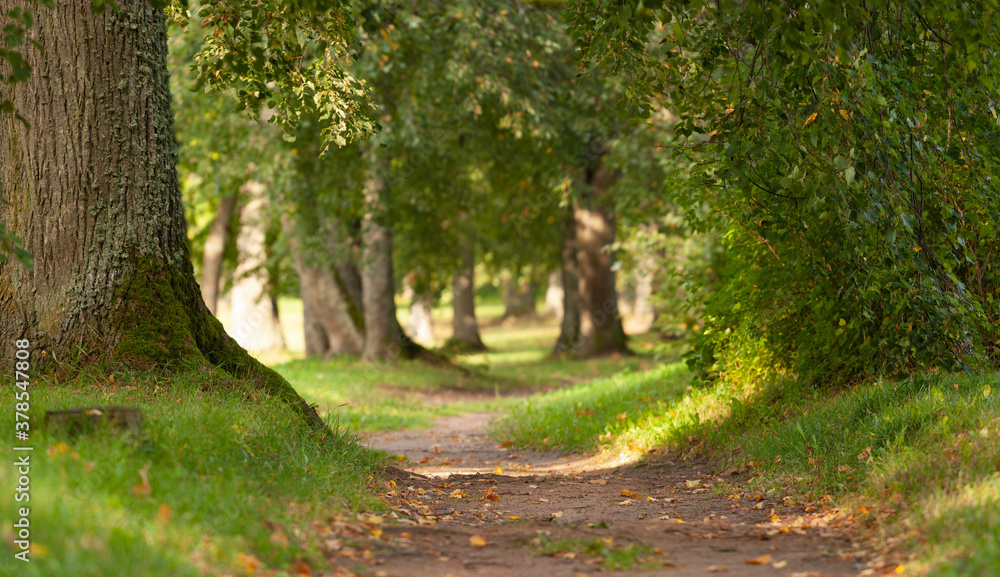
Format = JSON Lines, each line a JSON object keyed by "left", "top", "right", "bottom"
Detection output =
{"left": 408, "top": 293, "right": 435, "bottom": 344}
{"left": 200, "top": 194, "right": 238, "bottom": 314}
{"left": 360, "top": 166, "right": 425, "bottom": 362}
{"left": 626, "top": 251, "right": 657, "bottom": 334}
{"left": 451, "top": 243, "right": 486, "bottom": 351}
{"left": 574, "top": 201, "right": 628, "bottom": 356}
{"left": 301, "top": 286, "right": 330, "bottom": 356}
{"left": 502, "top": 276, "right": 536, "bottom": 320}
{"left": 544, "top": 271, "right": 563, "bottom": 318}
{"left": 230, "top": 181, "right": 285, "bottom": 354}
{"left": 554, "top": 203, "right": 583, "bottom": 355}
{"left": 0, "top": 0, "right": 322, "bottom": 428}
{"left": 553, "top": 158, "right": 629, "bottom": 357}
{"left": 286, "top": 218, "right": 365, "bottom": 357}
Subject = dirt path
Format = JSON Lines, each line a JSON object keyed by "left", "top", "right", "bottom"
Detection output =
{"left": 346, "top": 413, "right": 862, "bottom": 577}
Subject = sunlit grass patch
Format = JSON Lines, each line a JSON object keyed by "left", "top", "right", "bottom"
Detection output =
{"left": 0, "top": 368, "right": 384, "bottom": 577}
{"left": 490, "top": 363, "right": 697, "bottom": 453}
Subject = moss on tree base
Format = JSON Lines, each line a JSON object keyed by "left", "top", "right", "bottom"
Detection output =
{"left": 112, "top": 255, "right": 326, "bottom": 431}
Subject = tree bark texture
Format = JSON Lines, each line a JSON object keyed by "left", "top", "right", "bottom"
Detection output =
{"left": 284, "top": 216, "right": 364, "bottom": 357}
{"left": 0, "top": 1, "right": 323, "bottom": 429}
{"left": 553, "top": 158, "right": 629, "bottom": 357}
{"left": 200, "top": 193, "right": 237, "bottom": 315}
{"left": 229, "top": 181, "right": 285, "bottom": 354}
{"left": 450, "top": 243, "right": 487, "bottom": 351}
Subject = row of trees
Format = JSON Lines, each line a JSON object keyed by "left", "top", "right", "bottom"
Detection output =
{"left": 0, "top": 0, "right": 689, "bottom": 430}
{"left": 172, "top": 1, "right": 686, "bottom": 363}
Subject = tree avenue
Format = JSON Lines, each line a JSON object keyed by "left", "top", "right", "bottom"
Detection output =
{"left": 0, "top": 0, "right": 365, "bottom": 429}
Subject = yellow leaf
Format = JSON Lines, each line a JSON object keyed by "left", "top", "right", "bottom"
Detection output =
{"left": 839, "top": 318, "right": 846, "bottom": 326}
{"left": 621, "top": 490, "right": 643, "bottom": 498}
{"left": 914, "top": 245, "right": 922, "bottom": 252}
{"left": 745, "top": 553, "right": 772, "bottom": 565}
{"left": 469, "top": 535, "right": 487, "bottom": 547}
{"left": 802, "top": 112, "right": 818, "bottom": 128}
{"left": 895, "top": 565, "right": 906, "bottom": 573}
{"left": 371, "top": 528, "right": 383, "bottom": 538}
{"left": 366, "top": 515, "right": 384, "bottom": 525}
{"left": 772, "top": 560, "right": 788, "bottom": 568}
{"left": 839, "top": 109, "right": 850, "bottom": 120}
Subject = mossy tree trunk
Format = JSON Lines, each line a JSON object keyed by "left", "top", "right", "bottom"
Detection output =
{"left": 0, "top": 0, "right": 324, "bottom": 430}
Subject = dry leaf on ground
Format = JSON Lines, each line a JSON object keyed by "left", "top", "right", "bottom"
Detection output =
{"left": 745, "top": 553, "right": 772, "bottom": 565}
{"left": 469, "top": 535, "right": 486, "bottom": 547}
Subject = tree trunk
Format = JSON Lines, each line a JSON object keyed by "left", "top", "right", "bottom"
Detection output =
{"left": 359, "top": 165, "right": 426, "bottom": 362}
{"left": 501, "top": 276, "right": 536, "bottom": 320}
{"left": 544, "top": 270, "right": 564, "bottom": 318}
{"left": 553, "top": 158, "right": 629, "bottom": 357}
{"left": 0, "top": 0, "right": 323, "bottom": 429}
{"left": 300, "top": 285, "right": 330, "bottom": 356}
{"left": 450, "top": 243, "right": 487, "bottom": 351}
{"left": 200, "top": 194, "right": 237, "bottom": 315}
{"left": 285, "top": 218, "right": 365, "bottom": 357}
{"left": 553, "top": 202, "right": 583, "bottom": 355}
{"left": 230, "top": 181, "right": 286, "bottom": 354}
{"left": 408, "top": 293, "right": 436, "bottom": 344}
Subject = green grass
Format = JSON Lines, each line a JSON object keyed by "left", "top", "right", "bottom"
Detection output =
{"left": 274, "top": 356, "right": 505, "bottom": 431}
{"left": 0, "top": 367, "right": 385, "bottom": 577}
{"left": 493, "top": 362, "right": 1000, "bottom": 576}
{"left": 490, "top": 363, "right": 694, "bottom": 452}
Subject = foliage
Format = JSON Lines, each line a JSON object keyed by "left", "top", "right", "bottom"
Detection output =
{"left": 566, "top": 0, "right": 1000, "bottom": 383}
{"left": 167, "top": 0, "right": 377, "bottom": 151}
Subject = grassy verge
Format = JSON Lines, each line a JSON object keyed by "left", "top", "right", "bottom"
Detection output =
{"left": 0, "top": 367, "right": 385, "bottom": 577}
{"left": 275, "top": 339, "right": 656, "bottom": 433}
{"left": 493, "top": 363, "right": 1000, "bottom": 575}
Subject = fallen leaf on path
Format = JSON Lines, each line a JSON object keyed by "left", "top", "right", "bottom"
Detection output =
{"left": 538, "top": 498, "right": 549, "bottom": 503}
{"left": 706, "top": 566, "right": 729, "bottom": 573}
{"left": 551, "top": 511, "right": 563, "bottom": 518}
{"left": 620, "top": 489, "right": 642, "bottom": 498}
{"left": 745, "top": 554, "right": 772, "bottom": 565}
{"left": 618, "top": 499, "right": 634, "bottom": 506}
{"left": 772, "top": 560, "right": 788, "bottom": 569}
{"left": 481, "top": 487, "right": 501, "bottom": 501}
{"left": 290, "top": 561, "right": 313, "bottom": 576}
{"left": 589, "top": 479, "right": 607, "bottom": 485}
{"left": 469, "top": 535, "right": 487, "bottom": 547}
